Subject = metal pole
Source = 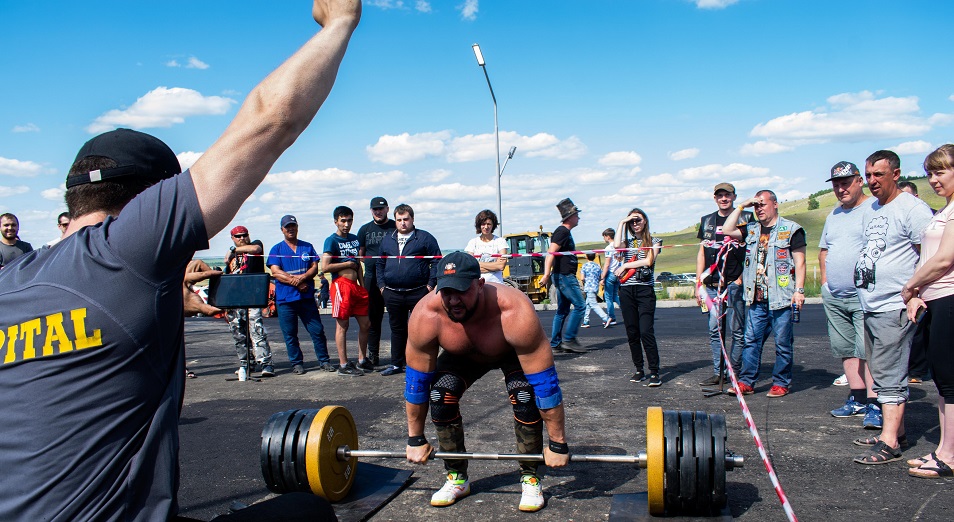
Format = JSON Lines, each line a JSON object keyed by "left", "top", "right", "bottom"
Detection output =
{"left": 479, "top": 64, "right": 501, "bottom": 236}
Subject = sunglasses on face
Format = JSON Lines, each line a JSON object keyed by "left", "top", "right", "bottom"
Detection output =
{"left": 233, "top": 233, "right": 249, "bottom": 238}
{"left": 630, "top": 218, "right": 644, "bottom": 224}
{"left": 57, "top": 222, "right": 69, "bottom": 227}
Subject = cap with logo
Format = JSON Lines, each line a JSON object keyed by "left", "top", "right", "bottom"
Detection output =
{"left": 827, "top": 161, "right": 860, "bottom": 182}
{"left": 280, "top": 215, "right": 298, "bottom": 228}
{"left": 370, "top": 197, "right": 388, "bottom": 209}
{"left": 435, "top": 251, "right": 482, "bottom": 292}
{"left": 66, "top": 128, "right": 182, "bottom": 189}
{"left": 713, "top": 182, "right": 736, "bottom": 194}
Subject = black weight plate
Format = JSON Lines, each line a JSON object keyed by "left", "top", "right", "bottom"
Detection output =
{"left": 711, "top": 413, "right": 728, "bottom": 507}
{"left": 295, "top": 409, "right": 318, "bottom": 491}
{"left": 272, "top": 409, "right": 298, "bottom": 494}
{"left": 695, "top": 412, "right": 712, "bottom": 512}
{"left": 678, "top": 411, "right": 696, "bottom": 511}
{"left": 262, "top": 409, "right": 295, "bottom": 493}
{"left": 663, "top": 410, "right": 680, "bottom": 513}
{"left": 281, "top": 410, "right": 310, "bottom": 492}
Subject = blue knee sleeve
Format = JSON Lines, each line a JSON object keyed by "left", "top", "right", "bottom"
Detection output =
{"left": 525, "top": 366, "right": 563, "bottom": 409}
{"left": 404, "top": 366, "right": 435, "bottom": 404}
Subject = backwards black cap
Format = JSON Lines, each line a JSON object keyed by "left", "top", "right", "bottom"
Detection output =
{"left": 66, "top": 128, "right": 182, "bottom": 189}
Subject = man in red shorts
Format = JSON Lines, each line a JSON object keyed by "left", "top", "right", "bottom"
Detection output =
{"left": 322, "top": 205, "right": 372, "bottom": 376}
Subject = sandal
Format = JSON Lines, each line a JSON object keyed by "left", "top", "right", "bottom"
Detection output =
{"left": 185, "top": 369, "right": 197, "bottom": 379}
{"left": 908, "top": 452, "right": 954, "bottom": 478}
{"left": 853, "top": 434, "right": 908, "bottom": 448}
{"left": 853, "top": 441, "right": 903, "bottom": 465}
{"left": 907, "top": 455, "right": 930, "bottom": 468}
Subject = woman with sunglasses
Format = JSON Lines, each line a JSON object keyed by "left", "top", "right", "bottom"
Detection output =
{"left": 613, "top": 208, "right": 663, "bottom": 386}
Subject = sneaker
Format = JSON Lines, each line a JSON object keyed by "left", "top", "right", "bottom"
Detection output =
{"left": 337, "top": 361, "right": 364, "bottom": 377}
{"left": 320, "top": 362, "right": 336, "bottom": 372}
{"left": 699, "top": 374, "right": 723, "bottom": 386}
{"left": 381, "top": 365, "right": 405, "bottom": 376}
{"left": 367, "top": 353, "right": 380, "bottom": 366}
{"left": 292, "top": 364, "right": 306, "bottom": 375}
{"left": 630, "top": 370, "right": 646, "bottom": 383}
{"left": 580, "top": 323, "right": 591, "bottom": 328}
{"left": 909, "top": 377, "right": 924, "bottom": 385}
{"left": 766, "top": 385, "right": 789, "bottom": 398}
{"left": 552, "top": 344, "right": 567, "bottom": 354}
{"left": 603, "top": 320, "right": 612, "bottom": 329}
{"left": 609, "top": 319, "right": 618, "bottom": 325}
{"left": 863, "top": 403, "right": 883, "bottom": 430}
{"left": 261, "top": 365, "right": 275, "bottom": 377}
{"left": 730, "top": 382, "right": 754, "bottom": 395}
{"left": 518, "top": 474, "right": 545, "bottom": 512}
{"left": 645, "top": 374, "right": 662, "bottom": 387}
{"left": 831, "top": 397, "right": 865, "bottom": 417}
{"left": 561, "top": 339, "right": 587, "bottom": 353}
{"left": 832, "top": 374, "right": 848, "bottom": 386}
{"left": 430, "top": 472, "right": 470, "bottom": 507}
{"left": 356, "top": 359, "right": 375, "bottom": 372}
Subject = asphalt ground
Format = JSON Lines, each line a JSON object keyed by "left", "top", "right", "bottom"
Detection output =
{"left": 178, "top": 304, "right": 953, "bottom": 521}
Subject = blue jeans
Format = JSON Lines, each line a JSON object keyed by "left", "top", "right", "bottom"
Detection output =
{"left": 550, "top": 273, "right": 586, "bottom": 347}
{"left": 583, "top": 290, "right": 609, "bottom": 325}
{"left": 705, "top": 283, "right": 745, "bottom": 375}
{"left": 604, "top": 273, "right": 620, "bottom": 321}
{"left": 277, "top": 298, "right": 330, "bottom": 366}
{"left": 739, "top": 302, "right": 794, "bottom": 388}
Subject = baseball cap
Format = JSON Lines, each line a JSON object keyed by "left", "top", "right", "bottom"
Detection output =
{"left": 435, "top": 252, "right": 481, "bottom": 292}
{"left": 713, "top": 182, "right": 736, "bottom": 194}
{"left": 280, "top": 215, "right": 298, "bottom": 228}
{"left": 370, "top": 196, "right": 388, "bottom": 209}
{"left": 230, "top": 226, "right": 249, "bottom": 236}
{"left": 66, "top": 128, "right": 181, "bottom": 189}
{"left": 827, "top": 161, "right": 861, "bottom": 182}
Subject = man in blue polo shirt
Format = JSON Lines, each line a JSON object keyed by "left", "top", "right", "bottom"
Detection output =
{"left": 267, "top": 215, "right": 333, "bottom": 375}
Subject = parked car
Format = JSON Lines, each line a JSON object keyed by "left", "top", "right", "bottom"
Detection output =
{"left": 656, "top": 272, "right": 676, "bottom": 283}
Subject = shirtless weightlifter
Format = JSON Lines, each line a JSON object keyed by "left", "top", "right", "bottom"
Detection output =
{"left": 403, "top": 251, "right": 570, "bottom": 512}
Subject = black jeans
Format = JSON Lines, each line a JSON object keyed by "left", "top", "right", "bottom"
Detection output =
{"left": 618, "top": 284, "right": 660, "bottom": 373}
{"left": 383, "top": 286, "right": 429, "bottom": 368}
{"left": 364, "top": 277, "right": 386, "bottom": 360}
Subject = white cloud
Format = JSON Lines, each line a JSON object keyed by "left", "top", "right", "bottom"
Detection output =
{"left": 165, "top": 59, "right": 181, "bottom": 67}
{"left": 459, "top": 0, "right": 478, "bottom": 20}
{"left": 86, "top": 87, "right": 236, "bottom": 134}
{"left": 678, "top": 163, "right": 770, "bottom": 181}
{"left": 366, "top": 131, "right": 451, "bottom": 165}
{"left": 367, "top": 130, "right": 586, "bottom": 165}
{"left": 12, "top": 123, "right": 39, "bottom": 133}
{"left": 409, "top": 182, "right": 495, "bottom": 201}
{"left": 0, "top": 185, "right": 29, "bottom": 198}
{"left": 424, "top": 169, "right": 453, "bottom": 182}
{"left": 186, "top": 56, "right": 209, "bottom": 69}
{"left": 694, "top": 0, "right": 739, "bottom": 9}
{"left": 950, "top": 94, "right": 954, "bottom": 102}
{"left": 669, "top": 148, "right": 699, "bottom": 161}
{"left": 749, "top": 91, "right": 948, "bottom": 145}
{"left": 176, "top": 151, "right": 204, "bottom": 170}
{"left": 416, "top": 1, "right": 431, "bottom": 13}
{"left": 598, "top": 151, "right": 642, "bottom": 167}
{"left": 739, "top": 140, "right": 795, "bottom": 156}
{"left": 892, "top": 140, "right": 934, "bottom": 156}
{"left": 367, "top": 0, "right": 405, "bottom": 9}
{"left": 42, "top": 185, "right": 65, "bottom": 201}
{"left": 0, "top": 157, "right": 48, "bottom": 177}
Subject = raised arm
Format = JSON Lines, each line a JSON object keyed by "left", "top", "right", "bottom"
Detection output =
{"left": 191, "top": 0, "right": 361, "bottom": 236}
{"left": 721, "top": 198, "right": 755, "bottom": 240}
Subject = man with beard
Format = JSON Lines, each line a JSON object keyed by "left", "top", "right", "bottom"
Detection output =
{"left": 403, "top": 252, "right": 570, "bottom": 512}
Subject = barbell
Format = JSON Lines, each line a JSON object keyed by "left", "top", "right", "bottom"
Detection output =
{"left": 260, "top": 405, "right": 743, "bottom": 516}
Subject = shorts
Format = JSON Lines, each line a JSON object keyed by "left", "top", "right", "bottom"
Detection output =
{"left": 331, "top": 277, "right": 369, "bottom": 319}
{"left": 863, "top": 308, "right": 915, "bottom": 405}
{"left": 821, "top": 285, "right": 865, "bottom": 359}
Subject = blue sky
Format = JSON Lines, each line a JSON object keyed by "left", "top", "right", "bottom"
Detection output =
{"left": 2, "top": 0, "right": 952, "bottom": 255}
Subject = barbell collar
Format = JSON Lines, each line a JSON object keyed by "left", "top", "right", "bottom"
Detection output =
{"left": 338, "top": 446, "right": 645, "bottom": 465}
{"left": 726, "top": 452, "right": 744, "bottom": 469}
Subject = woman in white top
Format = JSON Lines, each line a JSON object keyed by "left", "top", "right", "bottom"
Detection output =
{"left": 464, "top": 209, "right": 508, "bottom": 284}
{"left": 902, "top": 144, "right": 954, "bottom": 478}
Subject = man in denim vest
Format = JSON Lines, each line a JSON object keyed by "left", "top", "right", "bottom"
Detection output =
{"left": 723, "top": 190, "right": 806, "bottom": 398}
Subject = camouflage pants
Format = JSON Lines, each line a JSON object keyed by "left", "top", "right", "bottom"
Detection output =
{"left": 226, "top": 307, "right": 272, "bottom": 364}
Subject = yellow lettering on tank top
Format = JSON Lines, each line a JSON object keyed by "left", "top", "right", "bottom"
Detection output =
{"left": 42, "top": 313, "right": 74, "bottom": 356}
{"left": 19, "top": 319, "right": 42, "bottom": 360}
{"left": 3, "top": 326, "right": 18, "bottom": 364}
{"left": 0, "top": 329, "right": 7, "bottom": 364}
{"left": 71, "top": 308, "right": 102, "bottom": 350}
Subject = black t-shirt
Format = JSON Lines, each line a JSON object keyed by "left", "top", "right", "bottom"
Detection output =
{"left": 229, "top": 239, "right": 265, "bottom": 274}
{"left": 550, "top": 225, "right": 578, "bottom": 275}
{"left": 357, "top": 219, "right": 396, "bottom": 283}
{"left": 697, "top": 211, "right": 753, "bottom": 285}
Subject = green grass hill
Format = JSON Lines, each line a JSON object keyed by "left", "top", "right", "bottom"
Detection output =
{"left": 579, "top": 177, "right": 945, "bottom": 292}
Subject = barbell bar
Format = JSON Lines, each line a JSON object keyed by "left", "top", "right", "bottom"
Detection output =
{"left": 261, "top": 405, "right": 743, "bottom": 516}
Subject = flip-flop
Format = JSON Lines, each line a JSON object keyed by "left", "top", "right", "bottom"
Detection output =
{"left": 908, "top": 452, "right": 954, "bottom": 478}
{"left": 853, "top": 434, "right": 908, "bottom": 448}
{"left": 853, "top": 441, "right": 903, "bottom": 465}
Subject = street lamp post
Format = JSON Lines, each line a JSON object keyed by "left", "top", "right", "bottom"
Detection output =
{"left": 472, "top": 43, "right": 504, "bottom": 235}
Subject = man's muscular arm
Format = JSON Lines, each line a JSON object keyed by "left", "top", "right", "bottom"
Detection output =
{"left": 404, "top": 298, "right": 441, "bottom": 464}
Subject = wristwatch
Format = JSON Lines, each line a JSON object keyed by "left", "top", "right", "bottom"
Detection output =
{"left": 795, "top": 288, "right": 805, "bottom": 294}
{"left": 229, "top": 246, "right": 236, "bottom": 252}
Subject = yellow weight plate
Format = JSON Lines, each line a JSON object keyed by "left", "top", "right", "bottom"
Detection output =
{"left": 305, "top": 405, "right": 359, "bottom": 501}
{"left": 646, "top": 406, "right": 665, "bottom": 515}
